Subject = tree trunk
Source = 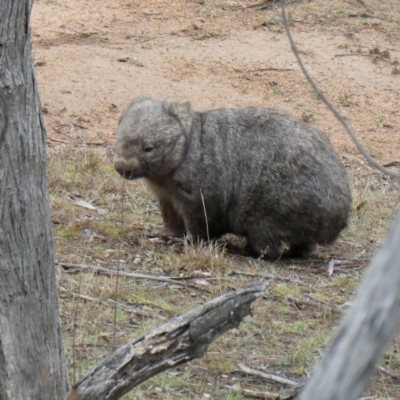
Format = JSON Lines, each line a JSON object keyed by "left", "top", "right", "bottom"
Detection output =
{"left": 0, "top": 1, "right": 68, "bottom": 399}
{"left": 296, "top": 209, "right": 400, "bottom": 400}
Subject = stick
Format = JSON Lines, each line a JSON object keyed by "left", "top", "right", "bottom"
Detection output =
{"left": 59, "top": 262, "right": 209, "bottom": 291}
{"left": 227, "top": 385, "right": 279, "bottom": 399}
{"left": 59, "top": 287, "right": 161, "bottom": 318}
{"left": 286, "top": 296, "right": 341, "bottom": 315}
{"left": 238, "top": 363, "right": 299, "bottom": 387}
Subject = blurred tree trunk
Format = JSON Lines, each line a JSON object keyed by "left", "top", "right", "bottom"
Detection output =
{"left": 0, "top": 1, "right": 68, "bottom": 399}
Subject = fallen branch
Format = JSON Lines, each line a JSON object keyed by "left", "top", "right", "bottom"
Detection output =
{"left": 66, "top": 280, "right": 269, "bottom": 400}
{"left": 227, "top": 384, "right": 279, "bottom": 399}
{"left": 334, "top": 53, "right": 370, "bottom": 58}
{"left": 286, "top": 296, "right": 341, "bottom": 315}
{"left": 59, "top": 261, "right": 209, "bottom": 292}
{"left": 229, "top": 270, "right": 303, "bottom": 283}
{"left": 238, "top": 363, "right": 299, "bottom": 387}
{"left": 59, "top": 287, "right": 162, "bottom": 319}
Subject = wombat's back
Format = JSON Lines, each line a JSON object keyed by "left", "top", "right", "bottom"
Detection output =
{"left": 174, "top": 106, "right": 351, "bottom": 254}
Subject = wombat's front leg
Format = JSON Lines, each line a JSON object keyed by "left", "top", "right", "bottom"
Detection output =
{"left": 158, "top": 198, "right": 186, "bottom": 237}
{"left": 182, "top": 211, "right": 224, "bottom": 243}
{"left": 245, "top": 229, "right": 283, "bottom": 259}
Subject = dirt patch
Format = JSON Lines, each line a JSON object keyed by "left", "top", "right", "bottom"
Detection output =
{"left": 32, "top": 1, "right": 400, "bottom": 398}
{"left": 33, "top": 0, "right": 400, "bottom": 162}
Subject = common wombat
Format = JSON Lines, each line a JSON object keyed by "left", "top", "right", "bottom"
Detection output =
{"left": 114, "top": 96, "right": 352, "bottom": 258}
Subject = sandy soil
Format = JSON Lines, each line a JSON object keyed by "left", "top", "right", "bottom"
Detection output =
{"left": 32, "top": 0, "right": 400, "bottom": 166}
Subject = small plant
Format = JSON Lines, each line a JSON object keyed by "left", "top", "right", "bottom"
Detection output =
{"left": 133, "top": 59, "right": 145, "bottom": 67}
{"left": 337, "top": 7, "right": 348, "bottom": 17}
{"left": 392, "top": 66, "right": 400, "bottom": 75}
{"left": 376, "top": 116, "right": 386, "bottom": 127}
{"left": 209, "top": 31, "right": 227, "bottom": 39}
{"left": 270, "top": 83, "right": 284, "bottom": 95}
{"left": 339, "top": 92, "right": 351, "bottom": 106}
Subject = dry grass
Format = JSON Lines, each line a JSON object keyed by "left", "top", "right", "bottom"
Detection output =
{"left": 50, "top": 145, "right": 400, "bottom": 399}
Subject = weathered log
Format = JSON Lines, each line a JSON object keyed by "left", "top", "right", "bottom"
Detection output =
{"left": 67, "top": 280, "right": 269, "bottom": 400}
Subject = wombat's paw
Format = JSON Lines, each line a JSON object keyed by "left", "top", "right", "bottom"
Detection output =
{"left": 284, "top": 243, "right": 317, "bottom": 259}
{"left": 245, "top": 243, "right": 284, "bottom": 260}
{"left": 162, "top": 226, "right": 186, "bottom": 238}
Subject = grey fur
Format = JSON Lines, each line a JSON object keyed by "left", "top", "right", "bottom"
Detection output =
{"left": 114, "top": 96, "right": 352, "bottom": 258}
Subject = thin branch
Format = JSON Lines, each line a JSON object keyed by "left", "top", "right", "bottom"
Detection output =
{"left": 113, "top": 178, "right": 125, "bottom": 351}
{"left": 238, "top": 363, "right": 299, "bottom": 387}
{"left": 279, "top": 0, "right": 400, "bottom": 179}
{"left": 66, "top": 280, "right": 269, "bottom": 400}
{"left": 229, "top": 270, "right": 303, "bottom": 283}
{"left": 59, "top": 262, "right": 209, "bottom": 291}
{"left": 227, "top": 385, "right": 279, "bottom": 399}
{"left": 59, "top": 287, "right": 162, "bottom": 318}
{"left": 285, "top": 296, "right": 341, "bottom": 315}
{"left": 376, "top": 365, "right": 400, "bottom": 380}
{"left": 71, "top": 271, "right": 83, "bottom": 384}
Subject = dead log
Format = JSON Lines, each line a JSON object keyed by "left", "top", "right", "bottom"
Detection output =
{"left": 66, "top": 280, "right": 269, "bottom": 400}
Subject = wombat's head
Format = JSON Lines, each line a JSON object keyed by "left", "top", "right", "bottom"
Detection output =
{"left": 114, "top": 96, "right": 192, "bottom": 180}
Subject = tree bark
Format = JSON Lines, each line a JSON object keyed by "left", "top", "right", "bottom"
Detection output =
{"left": 297, "top": 209, "right": 400, "bottom": 400}
{"left": 0, "top": 1, "right": 68, "bottom": 399}
{"left": 67, "top": 281, "right": 269, "bottom": 400}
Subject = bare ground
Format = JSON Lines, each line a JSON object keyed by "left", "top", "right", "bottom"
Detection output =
{"left": 31, "top": 1, "right": 400, "bottom": 399}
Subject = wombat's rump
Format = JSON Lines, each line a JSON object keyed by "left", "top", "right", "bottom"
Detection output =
{"left": 114, "top": 96, "right": 352, "bottom": 258}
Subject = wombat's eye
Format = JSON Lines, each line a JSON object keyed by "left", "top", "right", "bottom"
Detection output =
{"left": 144, "top": 147, "right": 154, "bottom": 153}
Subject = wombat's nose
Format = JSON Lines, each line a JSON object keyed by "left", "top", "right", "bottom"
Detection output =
{"left": 113, "top": 156, "right": 142, "bottom": 180}
{"left": 114, "top": 158, "right": 130, "bottom": 174}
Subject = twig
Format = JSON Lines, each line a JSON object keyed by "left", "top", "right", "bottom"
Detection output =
{"left": 238, "top": 363, "right": 299, "bottom": 387}
{"left": 59, "top": 262, "right": 210, "bottom": 292}
{"left": 305, "top": 294, "right": 335, "bottom": 307}
{"left": 227, "top": 385, "right": 278, "bottom": 399}
{"left": 113, "top": 178, "right": 125, "bottom": 351}
{"left": 233, "top": 67, "right": 295, "bottom": 73}
{"left": 334, "top": 53, "right": 369, "bottom": 58}
{"left": 81, "top": 141, "right": 106, "bottom": 146}
{"left": 248, "top": 1, "right": 275, "bottom": 9}
{"left": 71, "top": 274, "right": 83, "bottom": 384}
{"left": 229, "top": 270, "right": 302, "bottom": 283}
{"left": 286, "top": 296, "right": 341, "bottom": 315}
{"left": 59, "top": 287, "right": 165, "bottom": 319}
{"left": 376, "top": 365, "right": 400, "bottom": 380}
{"left": 383, "top": 160, "right": 400, "bottom": 168}
{"left": 279, "top": 0, "right": 400, "bottom": 179}
{"left": 48, "top": 137, "right": 67, "bottom": 144}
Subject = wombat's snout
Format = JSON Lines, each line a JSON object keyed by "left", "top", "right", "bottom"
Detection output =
{"left": 114, "top": 156, "right": 141, "bottom": 180}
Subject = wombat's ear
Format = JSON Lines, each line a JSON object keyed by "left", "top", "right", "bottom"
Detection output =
{"left": 162, "top": 98, "right": 193, "bottom": 134}
{"left": 118, "top": 96, "right": 151, "bottom": 125}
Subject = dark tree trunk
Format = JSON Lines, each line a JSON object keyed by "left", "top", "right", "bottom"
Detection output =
{"left": 0, "top": 1, "right": 68, "bottom": 399}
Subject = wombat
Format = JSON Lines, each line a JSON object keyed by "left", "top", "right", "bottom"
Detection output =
{"left": 114, "top": 96, "right": 352, "bottom": 258}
